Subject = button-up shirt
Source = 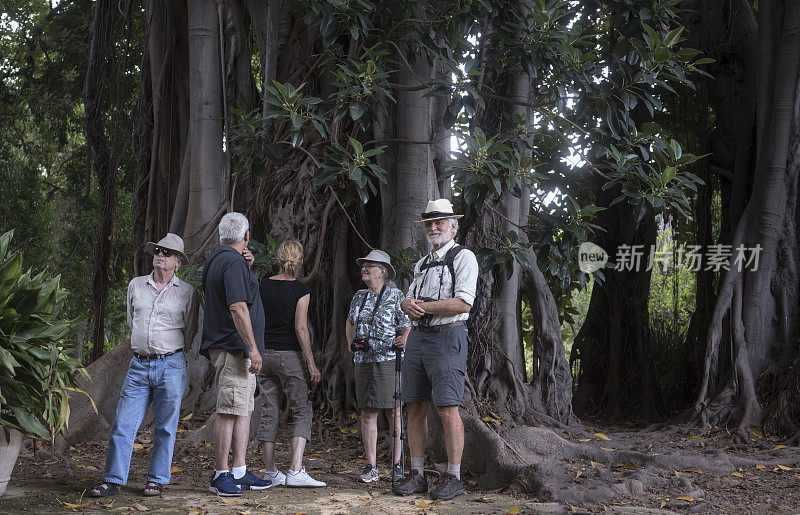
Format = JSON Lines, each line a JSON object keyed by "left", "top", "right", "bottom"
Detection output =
{"left": 127, "top": 272, "right": 199, "bottom": 355}
{"left": 406, "top": 239, "right": 479, "bottom": 326}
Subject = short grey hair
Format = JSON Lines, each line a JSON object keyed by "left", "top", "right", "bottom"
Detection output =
{"left": 448, "top": 217, "right": 459, "bottom": 232}
{"left": 376, "top": 263, "right": 397, "bottom": 289}
{"left": 219, "top": 212, "right": 249, "bottom": 244}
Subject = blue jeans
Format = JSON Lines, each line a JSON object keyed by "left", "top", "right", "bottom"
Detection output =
{"left": 103, "top": 351, "right": 187, "bottom": 485}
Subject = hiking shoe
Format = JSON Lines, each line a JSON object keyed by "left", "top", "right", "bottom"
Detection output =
{"left": 209, "top": 472, "right": 242, "bottom": 497}
{"left": 392, "top": 469, "right": 427, "bottom": 495}
{"left": 235, "top": 469, "right": 272, "bottom": 490}
{"left": 263, "top": 469, "right": 286, "bottom": 486}
{"left": 358, "top": 464, "right": 379, "bottom": 483}
{"left": 285, "top": 466, "right": 326, "bottom": 487}
{"left": 429, "top": 473, "right": 464, "bottom": 501}
{"left": 390, "top": 463, "right": 405, "bottom": 481}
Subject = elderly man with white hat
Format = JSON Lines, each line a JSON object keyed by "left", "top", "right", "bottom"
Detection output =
{"left": 393, "top": 199, "right": 478, "bottom": 501}
{"left": 90, "top": 233, "right": 198, "bottom": 498}
{"left": 346, "top": 249, "right": 411, "bottom": 484}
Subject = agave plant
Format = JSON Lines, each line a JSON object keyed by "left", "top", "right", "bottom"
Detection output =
{"left": 0, "top": 230, "right": 92, "bottom": 442}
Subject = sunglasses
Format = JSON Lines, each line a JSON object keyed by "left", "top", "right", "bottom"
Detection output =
{"left": 153, "top": 247, "right": 174, "bottom": 258}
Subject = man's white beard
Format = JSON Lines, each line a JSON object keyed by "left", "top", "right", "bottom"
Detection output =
{"left": 426, "top": 229, "right": 452, "bottom": 246}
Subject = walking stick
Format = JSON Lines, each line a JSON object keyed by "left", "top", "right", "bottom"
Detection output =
{"left": 391, "top": 333, "right": 404, "bottom": 488}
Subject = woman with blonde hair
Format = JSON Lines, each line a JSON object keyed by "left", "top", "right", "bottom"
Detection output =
{"left": 256, "top": 240, "right": 325, "bottom": 487}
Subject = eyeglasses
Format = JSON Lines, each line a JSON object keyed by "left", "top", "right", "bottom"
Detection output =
{"left": 153, "top": 247, "right": 173, "bottom": 258}
{"left": 360, "top": 263, "right": 380, "bottom": 270}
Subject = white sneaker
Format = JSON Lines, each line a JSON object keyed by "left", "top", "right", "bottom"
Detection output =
{"left": 285, "top": 466, "right": 326, "bottom": 487}
{"left": 263, "top": 469, "right": 286, "bottom": 486}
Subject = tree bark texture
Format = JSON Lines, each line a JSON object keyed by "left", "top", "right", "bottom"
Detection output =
{"left": 86, "top": 0, "right": 119, "bottom": 362}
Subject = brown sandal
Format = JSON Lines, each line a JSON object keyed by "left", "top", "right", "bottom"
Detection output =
{"left": 142, "top": 482, "right": 163, "bottom": 497}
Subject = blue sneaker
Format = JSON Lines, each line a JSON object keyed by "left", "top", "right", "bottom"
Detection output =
{"left": 235, "top": 469, "right": 273, "bottom": 490}
{"left": 209, "top": 472, "right": 242, "bottom": 497}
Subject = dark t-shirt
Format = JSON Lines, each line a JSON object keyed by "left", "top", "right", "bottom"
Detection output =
{"left": 259, "top": 278, "right": 311, "bottom": 352}
{"left": 200, "top": 246, "right": 265, "bottom": 358}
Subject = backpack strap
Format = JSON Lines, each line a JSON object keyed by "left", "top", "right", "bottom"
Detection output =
{"left": 412, "top": 254, "right": 431, "bottom": 299}
{"left": 443, "top": 245, "right": 466, "bottom": 298}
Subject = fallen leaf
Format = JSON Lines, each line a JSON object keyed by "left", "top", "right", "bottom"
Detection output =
{"left": 756, "top": 464, "right": 767, "bottom": 469}
{"left": 102, "top": 502, "right": 114, "bottom": 508}
{"left": 594, "top": 432, "right": 611, "bottom": 441}
{"left": 578, "top": 438, "right": 591, "bottom": 442}
{"left": 170, "top": 466, "right": 182, "bottom": 473}
{"left": 660, "top": 501, "right": 666, "bottom": 509}
{"left": 60, "top": 501, "right": 91, "bottom": 511}
{"left": 188, "top": 509, "right": 203, "bottom": 515}
{"left": 600, "top": 447, "right": 617, "bottom": 452}
{"left": 686, "top": 435, "right": 702, "bottom": 440}
{"left": 684, "top": 467, "right": 703, "bottom": 473}
{"left": 204, "top": 442, "right": 212, "bottom": 448}
{"left": 575, "top": 470, "right": 582, "bottom": 478}
{"left": 182, "top": 413, "right": 193, "bottom": 420}
{"left": 773, "top": 445, "right": 788, "bottom": 450}
{"left": 417, "top": 500, "right": 428, "bottom": 508}
{"left": 590, "top": 461, "right": 602, "bottom": 468}
{"left": 81, "top": 476, "right": 97, "bottom": 482}
{"left": 349, "top": 428, "right": 358, "bottom": 434}
{"left": 363, "top": 498, "right": 371, "bottom": 506}
{"left": 509, "top": 508, "right": 520, "bottom": 515}
{"left": 676, "top": 495, "right": 694, "bottom": 502}
{"left": 238, "top": 510, "right": 252, "bottom": 515}
{"left": 732, "top": 472, "right": 744, "bottom": 478}
{"left": 752, "top": 429, "right": 764, "bottom": 439}
{"left": 133, "top": 503, "right": 149, "bottom": 511}
{"left": 623, "top": 462, "right": 637, "bottom": 469}
{"left": 777, "top": 465, "right": 794, "bottom": 471}
{"left": 133, "top": 443, "right": 144, "bottom": 451}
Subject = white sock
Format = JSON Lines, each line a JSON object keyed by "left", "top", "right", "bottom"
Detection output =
{"left": 410, "top": 457, "right": 424, "bottom": 475}
{"left": 264, "top": 470, "right": 280, "bottom": 477}
{"left": 447, "top": 463, "right": 460, "bottom": 480}
{"left": 231, "top": 466, "right": 247, "bottom": 479}
{"left": 214, "top": 470, "right": 229, "bottom": 480}
{"left": 287, "top": 468, "right": 300, "bottom": 475}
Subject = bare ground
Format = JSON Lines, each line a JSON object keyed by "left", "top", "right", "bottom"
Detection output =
{"left": 2, "top": 411, "right": 800, "bottom": 514}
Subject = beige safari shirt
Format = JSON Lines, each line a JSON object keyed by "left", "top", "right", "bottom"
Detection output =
{"left": 406, "top": 239, "right": 479, "bottom": 326}
{"left": 126, "top": 272, "right": 198, "bottom": 355}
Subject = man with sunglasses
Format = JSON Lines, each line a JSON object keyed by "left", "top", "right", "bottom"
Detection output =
{"left": 90, "top": 233, "right": 198, "bottom": 498}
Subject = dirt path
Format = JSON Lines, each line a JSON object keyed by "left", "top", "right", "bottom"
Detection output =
{"left": 3, "top": 413, "right": 800, "bottom": 513}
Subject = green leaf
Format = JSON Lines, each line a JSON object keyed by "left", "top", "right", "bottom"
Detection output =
{"left": 350, "top": 102, "right": 366, "bottom": 121}
{"left": 0, "top": 230, "right": 13, "bottom": 262}
{"left": 9, "top": 406, "right": 49, "bottom": 439}
{"left": 0, "top": 347, "right": 20, "bottom": 375}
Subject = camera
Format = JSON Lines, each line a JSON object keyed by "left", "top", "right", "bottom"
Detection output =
{"left": 418, "top": 296, "right": 437, "bottom": 327}
{"left": 351, "top": 336, "right": 371, "bottom": 353}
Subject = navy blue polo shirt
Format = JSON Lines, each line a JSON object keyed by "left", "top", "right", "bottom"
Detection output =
{"left": 199, "top": 245, "right": 265, "bottom": 358}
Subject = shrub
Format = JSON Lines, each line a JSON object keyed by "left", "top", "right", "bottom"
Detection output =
{"left": 0, "top": 230, "right": 92, "bottom": 441}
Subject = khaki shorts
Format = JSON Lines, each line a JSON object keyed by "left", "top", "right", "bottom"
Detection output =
{"left": 210, "top": 349, "right": 256, "bottom": 416}
{"left": 355, "top": 360, "right": 397, "bottom": 409}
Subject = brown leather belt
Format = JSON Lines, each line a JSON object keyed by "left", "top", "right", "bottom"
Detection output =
{"left": 134, "top": 348, "right": 183, "bottom": 361}
{"left": 414, "top": 321, "right": 466, "bottom": 333}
